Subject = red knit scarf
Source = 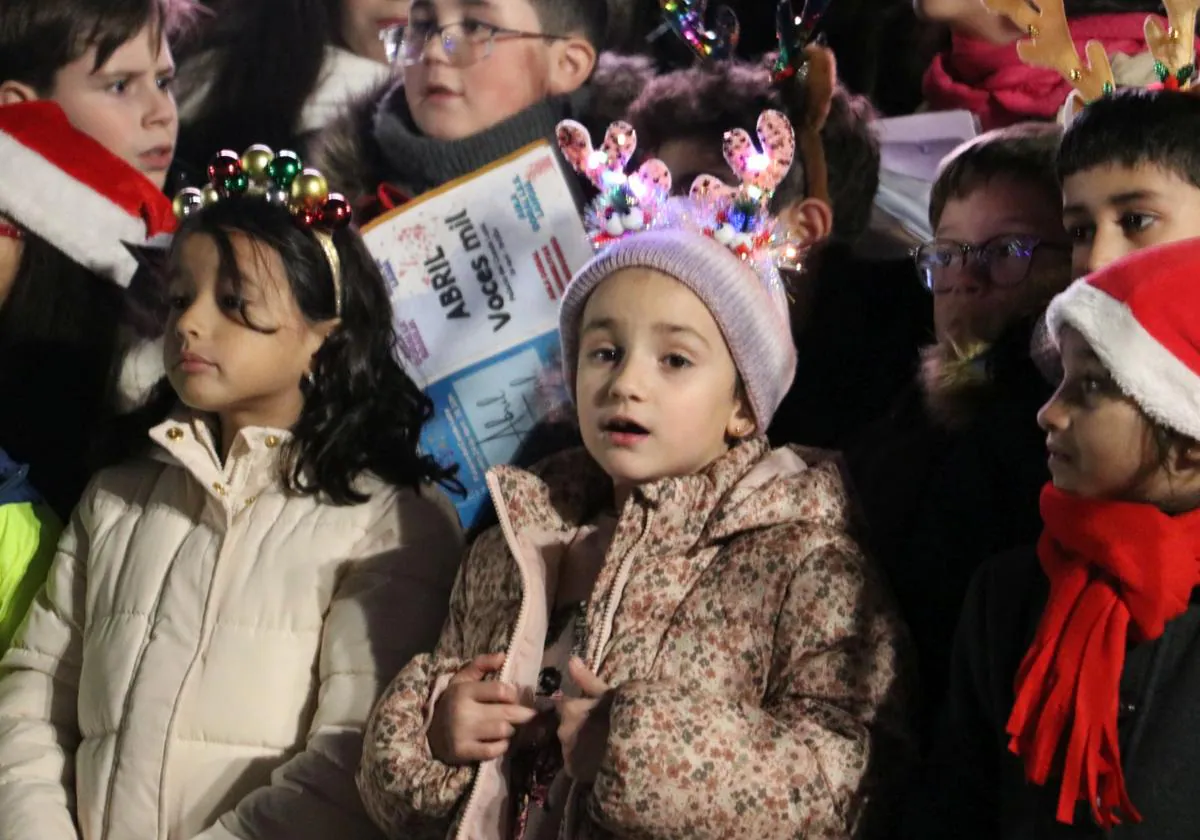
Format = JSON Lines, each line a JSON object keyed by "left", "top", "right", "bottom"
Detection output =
{"left": 923, "top": 14, "right": 1155, "bottom": 131}
{"left": 1007, "top": 484, "right": 1200, "bottom": 828}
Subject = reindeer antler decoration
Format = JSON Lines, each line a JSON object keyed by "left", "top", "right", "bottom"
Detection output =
{"left": 983, "top": 0, "right": 1115, "bottom": 103}
{"left": 556, "top": 120, "right": 672, "bottom": 247}
{"left": 1147, "top": 0, "right": 1200, "bottom": 90}
{"left": 689, "top": 110, "right": 797, "bottom": 263}
{"left": 659, "top": 0, "right": 741, "bottom": 61}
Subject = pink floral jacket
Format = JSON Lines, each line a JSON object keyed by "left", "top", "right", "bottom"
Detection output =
{"left": 358, "top": 439, "right": 914, "bottom": 840}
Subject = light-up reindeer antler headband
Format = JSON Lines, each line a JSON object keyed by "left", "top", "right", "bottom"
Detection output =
{"left": 658, "top": 0, "right": 741, "bottom": 61}
{"left": 558, "top": 109, "right": 800, "bottom": 302}
{"left": 555, "top": 120, "right": 673, "bottom": 247}
{"left": 172, "top": 145, "right": 352, "bottom": 316}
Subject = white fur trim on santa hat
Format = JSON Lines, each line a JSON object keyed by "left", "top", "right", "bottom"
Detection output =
{"left": 0, "top": 131, "right": 146, "bottom": 286}
{"left": 1048, "top": 281, "right": 1200, "bottom": 441}
{"left": 115, "top": 336, "right": 166, "bottom": 413}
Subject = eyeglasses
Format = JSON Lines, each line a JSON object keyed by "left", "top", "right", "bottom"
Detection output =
{"left": 912, "top": 234, "right": 1069, "bottom": 294}
{"left": 381, "top": 19, "right": 564, "bottom": 68}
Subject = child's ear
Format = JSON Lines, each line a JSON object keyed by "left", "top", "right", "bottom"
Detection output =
{"left": 725, "top": 400, "right": 757, "bottom": 442}
{"left": 547, "top": 35, "right": 597, "bottom": 96}
{"left": 779, "top": 197, "right": 834, "bottom": 250}
{"left": 0, "top": 80, "right": 38, "bottom": 105}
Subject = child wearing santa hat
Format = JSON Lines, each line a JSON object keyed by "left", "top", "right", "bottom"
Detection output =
{"left": 910, "top": 236, "right": 1200, "bottom": 837}
{"left": 0, "top": 102, "right": 176, "bottom": 538}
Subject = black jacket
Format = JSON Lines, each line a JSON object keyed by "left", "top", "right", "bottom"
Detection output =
{"left": 905, "top": 545, "right": 1200, "bottom": 839}
{"left": 845, "top": 319, "right": 1053, "bottom": 742}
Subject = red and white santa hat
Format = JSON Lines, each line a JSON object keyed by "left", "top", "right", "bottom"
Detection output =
{"left": 1047, "top": 237, "right": 1200, "bottom": 441}
{"left": 0, "top": 101, "right": 176, "bottom": 286}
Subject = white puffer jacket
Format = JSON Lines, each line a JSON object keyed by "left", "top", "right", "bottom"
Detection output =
{"left": 0, "top": 414, "right": 464, "bottom": 840}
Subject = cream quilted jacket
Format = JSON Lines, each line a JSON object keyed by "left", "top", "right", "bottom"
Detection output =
{"left": 0, "top": 413, "right": 463, "bottom": 840}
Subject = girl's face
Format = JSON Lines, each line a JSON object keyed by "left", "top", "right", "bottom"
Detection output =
{"left": 340, "top": 0, "right": 411, "bottom": 63}
{"left": 1039, "top": 326, "right": 1200, "bottom": 507}
{"left": 575, "top": 268, "right": 754, "bottom": 501}
{"left": 164, "top": 231, "right": 334, "bottom": 437}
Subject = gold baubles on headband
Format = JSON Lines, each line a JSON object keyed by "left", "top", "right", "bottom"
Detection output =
{"left": 172, "top": 145, "right": 351, "bottom": 316}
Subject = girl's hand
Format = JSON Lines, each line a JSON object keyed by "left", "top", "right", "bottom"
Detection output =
{"left": 557, "top": 657, "right": 613, "bottom": 783}
{"left": 427, "top": 653, "right": 536, "bottom": 765}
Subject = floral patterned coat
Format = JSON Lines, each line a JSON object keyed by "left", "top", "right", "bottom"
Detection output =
{"left": 358, "top": 439, "right": 914, "bottom": 840}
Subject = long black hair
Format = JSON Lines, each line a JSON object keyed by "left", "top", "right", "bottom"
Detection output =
{"left": 0, "top": 234, "right": 133, "bottom": 516}
{"left": 173, "top": 0, "right": 354, "bottom": 181}
{"left": 115, "top": 198, "right": 458, "bottom": 504}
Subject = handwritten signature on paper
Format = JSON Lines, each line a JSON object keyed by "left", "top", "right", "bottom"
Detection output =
{"left": 475, "top": 374, "right": 539, "bottom": 445}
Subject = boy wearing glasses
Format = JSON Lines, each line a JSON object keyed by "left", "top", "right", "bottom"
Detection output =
{"left": 314, "top": 0, "right": 603, "bottom": 222}
{"left": 847, "top": 122, "right": 1072, "bottom": 744}
{"left": 1059, "top": 89, "right": 1200, "bottom": 279}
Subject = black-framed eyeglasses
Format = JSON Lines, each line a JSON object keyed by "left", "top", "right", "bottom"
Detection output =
{"left": 381, "top": 18, "right": 565, "bottom": 67}
{"left": 911, "top": 234, "right": 1070, "bottom": 294}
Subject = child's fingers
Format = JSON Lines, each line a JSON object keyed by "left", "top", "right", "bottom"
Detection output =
{"left": 458, "top": 738, "right": 511, "bottom": 762}
{"left": 568, "top": 657, "right": 610, "bottom": 698}
{"left": 475, "top": 720, "right": 518, "bottom": 742}
{"left": 501, "top": 704, "right": 538, "bottom": 725}
{"left": 468, "top": 681, "right": 521, "bottom": 704}
{"left": 450, "top": 652, "right": 507, "bottom": 684}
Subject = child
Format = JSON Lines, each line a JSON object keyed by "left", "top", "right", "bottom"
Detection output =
{"left": 908, "top": 236, "right": 1200, "bottom": 837}
{"left": 846, "top": 122, "right": 1071, "bottom": 743}
{"left": 312, "top": 0, "right": 604, "bottom": 222}
{"left": 623, "top": 51, "right": 934, "bottom": 452}
{"left": 0, "top": 0, "right": 191, "bottom": 190}
{"left": 174, "top": 0, "right": 405, "bottom": 182}
{"left": 0, "top": 102, "right": 178, "bottom": 518}
{"left": 0, "top": 449, "right": 60, "bottom": 653}
{"left": 358, "top": 111, "right": 912, "bottom": 840}
{"left": 1059, "top": 88, "right": 1200, "bottom": 277}
{"left": 0, "top": 150, "right": 464, "bottom": 839}
{"left": 919, "top": 0, "right": 1180, "bottom": 130}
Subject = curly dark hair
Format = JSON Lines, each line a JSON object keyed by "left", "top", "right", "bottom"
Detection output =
{"left": 114, "top": 198, "right": 458, "bottom": 504}
{"left": 625, "top": 55, "right": 880, "bottom": 244}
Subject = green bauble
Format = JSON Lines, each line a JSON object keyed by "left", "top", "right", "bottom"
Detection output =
{"left": 267, "top": 150, "right": 303, "bottom": 188}
{"left": 221, "top": 172, "right": 250, "bottom": 195}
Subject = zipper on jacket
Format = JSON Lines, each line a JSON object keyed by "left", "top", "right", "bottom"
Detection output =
{"left": 453, "top": 473, "right": 535, "bottom": 840}
{"left": 560, "top": 518, "right": 652, "bottom": 840}
{"left": 98, "top": 518, "right": 194, "bottom": 840}
{"left": 154, "top": 510, "right": 245, "bottom": 837}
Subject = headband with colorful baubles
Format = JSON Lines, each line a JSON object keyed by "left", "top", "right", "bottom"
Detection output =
{"left": 557, "top": 109, "right": 801, "bottom": 300}
{"left": 171, "top": 145, "right": 351, "bottom": 315}
{"left": 658, "top": 0, "right": 740, "bottom": 61}
{"left": 983, "top": 0, "right": 1200, "bottom": 124}
{"left": 772, "top": 0, "right": 832, "bottom": 83}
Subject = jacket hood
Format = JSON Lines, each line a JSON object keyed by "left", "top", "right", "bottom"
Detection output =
{"left": 488, "top": 438, "right": 855, "bottom": 556}
{"left": 308, "top": 76, "right": 397, "bottom": 211}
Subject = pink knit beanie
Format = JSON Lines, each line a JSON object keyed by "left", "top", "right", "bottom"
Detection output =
{"left": 558, "top": 220, "right": 797, "bottom": 428}
{"left": 554, "top": 110, "right": 801, "bottom": 428}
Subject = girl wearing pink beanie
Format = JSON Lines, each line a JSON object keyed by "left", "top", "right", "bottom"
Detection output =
{"left": 358, "top": 110, "right": 913, "bottom": 840}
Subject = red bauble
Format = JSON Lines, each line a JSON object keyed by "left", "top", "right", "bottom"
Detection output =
{"left": 208, "top": 149, "right": 242, "bottom": 182}
{"left": 322, "top": 193, "right": 352, "bottom": 228}
{"left": 296, "top": 208, "right": 322, "bottom": 227}
{"left": 1165, "top": 75, "right": 1181, "bottom": 91}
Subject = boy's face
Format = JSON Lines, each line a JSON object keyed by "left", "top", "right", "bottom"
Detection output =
{"left": 402, "top": 0, "right": 595, "bottom": 140}
{"left": 341, "top": 0, "right": 411, "bottom": 63}
{"left": 1062, "top": 162, "right": 1200, "bottom": 278}
{"left": 929, "top": 177, "right": 1071, "bottom": 345}
{"left": 48, "top": 25, "right": 178, "bottom": 189}
{"left": 575, "top": 268, "right": 753, "bottom": 499}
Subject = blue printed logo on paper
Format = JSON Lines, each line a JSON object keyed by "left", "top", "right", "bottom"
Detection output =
{"left": 510, "top": 175, "right": 546, "bottom": 233}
